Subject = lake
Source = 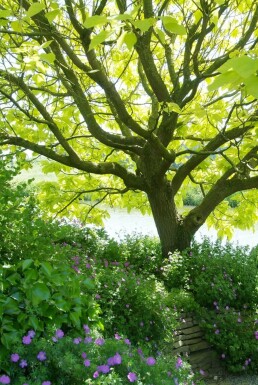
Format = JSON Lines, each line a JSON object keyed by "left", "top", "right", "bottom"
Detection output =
{"left": 103, "top": 206, "right": 258, "bottom": 249}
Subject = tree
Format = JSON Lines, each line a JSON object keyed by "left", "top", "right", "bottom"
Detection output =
{"left": 0, "top": 0, "right": 258, "bottom": 256}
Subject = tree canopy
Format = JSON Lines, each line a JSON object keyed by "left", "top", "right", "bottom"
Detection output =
{"left": 0, "top": 0, "right": 258, "bottom": 254}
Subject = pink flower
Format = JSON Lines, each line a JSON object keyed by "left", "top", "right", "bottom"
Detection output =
{"left": 176, "top": 357, "right": 183, "bottom": 368}
{"left": 200, "top": 369, "right": 205, "bottom": 376}
{"left": 114, "top": 333, "right": 121, "bottom": 340}
{"left": 93, "top": 371, "right": 99, "bottom": 378}
{"left": 127, "top": 372, "right": 137, "bottom": 382}
{"left": 146, "top": 356, "right": 156, "bottom": 366}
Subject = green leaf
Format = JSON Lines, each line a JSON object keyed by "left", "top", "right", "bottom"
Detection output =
{"left": 89, "top": 30, "right": 111, "bottom": 51}
{"left": 84, "top": 15, "right": 108, "bottom": 28}
{"left": 208, "top": 70, "right": 241, "bottom": 91}
{"left": 3, "top": 298, "right": 20, "bottom": 315}
{"left": 82, "top": 278, "right": 95, "bottom": 291}
{"left": 45, "top": 10, "right": 60, "bottom": 23}
{"left": 27, "top": 2, "right": 45, "bottom": 18}
{"left": 244, "top": 75, "right": 258, "bottom": 98}
{"left": 40, "top": 53, "right": 56, "bottom": 65}
{"left": 132, "top": 18, "right": 155, "bottom": 33}
{"left": 161, "top": 16, "right": 186, "bottom": 35}
{"left": 30, "top": 282, "right": 50, "bottom": 305}
{"left": 22, "top": 258, "right": 33, "bottom": 271}
{"left": 123, "top": 31, "right": 137, "bottom": 50}
{"left": 70, "top": 311, "right": 81, "bottom": 327}
{"left": 0, "top": 10, "right": 12, "bottom": 18}
{"left": 40, "top": 261, "right": 53, "bottom": 277}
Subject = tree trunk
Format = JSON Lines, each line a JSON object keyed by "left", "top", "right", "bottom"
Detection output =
{"left": 147, "top": 183, "right": 194, "bottom": 256}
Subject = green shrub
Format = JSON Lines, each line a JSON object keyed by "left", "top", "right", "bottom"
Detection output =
{"left": 177, "top": 238, "right": 258, "bottom": 373}
{"left": 3, "top": 327, "right": 202, "bottom": 385}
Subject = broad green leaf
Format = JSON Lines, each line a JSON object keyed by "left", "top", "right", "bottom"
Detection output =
{"left": 155, "top": 27, "right": 166, "bottom": 44}
{"left": 89, "top": 30, "right": 111, "bottom": 51}
{"left": 70, "top": 311, "right": 81, "bottom": 327}
{"left": 30, "top": 282, "right": 50, "bottom": 305}
{"left": 45, "top": 10, "right": 60, "bottom": 23}
{"left": 84, "top": 15, "right": 108, "bottom": 28}
{"left": 27, "top": 2, "right": 45, "bottom": 18}
{"left": 244, "top": 75, "right": 258, "bottom": 98}
{"left": 29, "top": 316, "right": 41, "bottom": 330}
{"left": 208, "top": 70, "right": 241, "bottom": 91}
{"left": 132, "top": 18, "right": 156, "bottom": 33}
{"left": 161, "top": 16, "right": 186, "bottom": 35}
{"left": 40, "top": 261, "right": 53, "bottom": 277}
{"left": 82, "top": 278, "right": 95, "bottom": 291}
{"left": 11, "top": 20, "right": 23, "bottom": 32}
{"left": 220, "top": 56, "right": 258, "bottom": 79}
{"left": 22, "top": 259, "right": 34, "bottom": 271}
{"left": 40, "top": 52, "right": 56, "bottom": 65}
{"left": 3, "top": 298, "right": 20, "bottom": 315}
{"left": 0, "top": 10, "right": 12, "bottom": 18}
{"left": 113, "top": 13, "right": 133, "bottom": 21}
{"left": 123, "top": 31, "right": 137, "bottom": 50}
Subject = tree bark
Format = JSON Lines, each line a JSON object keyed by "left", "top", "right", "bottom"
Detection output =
{"left": 147, "top": 182, "right": 195, "bottom": 256}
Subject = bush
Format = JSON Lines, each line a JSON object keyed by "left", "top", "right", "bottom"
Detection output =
{"left": 2, "top": 327, "right": 203, "bottom": 385}
{"left": 176, "top": 238, "right": 258, "bottom": 374}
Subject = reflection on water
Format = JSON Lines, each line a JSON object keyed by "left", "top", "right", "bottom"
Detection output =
{"left": 103, "top": 207, "right": 258, "bottom": 249}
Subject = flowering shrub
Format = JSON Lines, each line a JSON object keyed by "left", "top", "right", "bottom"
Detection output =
{"left": 180, "top": 239, "right": 258, "bottom": 373}
{"left": 1, "top": 328, "right": 203, "bottom": 385}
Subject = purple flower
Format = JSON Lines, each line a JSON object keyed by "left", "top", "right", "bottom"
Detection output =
{"left": 167, "top": 371, "right": 172, "bottom": 377}
{"left": 215, "top": 329, "right": 220, "bottom": 334}
{"left": 221, "top": 353, "right": 226, "bottom": 359}
{"left": 11, "top": 353, "right": 20, "bottom": 362}
{"left": 86, "top": 263, "right": 91, "bottom": 269}
{"left": 82, "top": 352, "right": 87, "bottom": 359}
{"left": 93, "top": 371, "right": 99, "bottom": 378}
{"left": 0, "top": 375, "right": 11, "bottom": 384}
{"left": 174, "top": 378, "right": 179, "bottom": 385}
{"left": 146, "top": 357, "right": 156, "bottom": 366}
{"left": 127, "top": 372, "right": 137, "bottom": 382}
{"left": 83, "top": 324, "right": 90, "bottom": 334}
{"left": 84, "top": 337, "right": 93, "bottom": 344}
{"left": 124, "top": 338, "right": 131, "bottom": 345}
{"left": 176, "top": 357, "right": 183, "bottom": 368}
{"left": 84, "top": 359, "right": 91, "bottom": 367}
{"left": 107, "top": 356, "right": 114, "bottom": 366}
{"left": 42, "top": 382, "right": 51, "bottom": 385}
{"left": 237, "top": 318, "right": 242, "bottom": 323}
{"left": 73, "top": 337, "right": 82, "bottom": 344}
{"left": 37, "top": 351, "right": 47, "bottom": 361}
{"left": 22, "top": 335, "right": 32, "bottom": 345}
{"left": 95, "top": 294, "right": 101, "bottom": 299}
{"left": 113, "top": 353, "right": 122, "bottom": 365}
{"left": 27, "top": 330, "right": 36, "bottom": 338}
{"left": 137, "top": 348, "right": 143, "bottom": 356}
{"left": 97, "top": 365, "right": 110, "bottom": 374}
{"left": 55, "top": 329, "right": 64, "bottom": 339}
{"left": 200, "top": 369, "right": 205, "bottom": 376}
{"left": 20, "top": 359, "right": 28, "bottom": 368}
{"left": 114, "top": 333, "right": 121, "bottom": 340}
{"left": 213, "top": 301, "right": 218, "bottom": 306}
{"left": 95, "top": 337, "right": 105, "bottom": 345}
{"left": 255, "top": 331, "right": 258, "bottom": 340}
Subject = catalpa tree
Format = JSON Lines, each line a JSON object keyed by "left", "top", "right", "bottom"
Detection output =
{"left": 0, "top": 0, "right": 258, "bottom": 255}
